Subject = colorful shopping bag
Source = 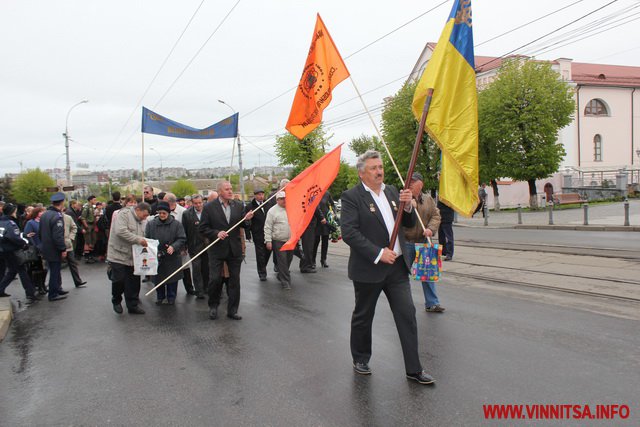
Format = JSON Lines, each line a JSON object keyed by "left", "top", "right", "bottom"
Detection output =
{"left": 411, "top": 242, "right": 443, "bottom": 282}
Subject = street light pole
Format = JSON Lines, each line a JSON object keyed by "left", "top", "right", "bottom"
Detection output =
{"left": 218, "top": 99, "right": 244, "bottom": 201}
{"left": 150, "top": 147, "right": 164, "bottom": 187}
{"left": 64, "top": 100, "right": 89, "bottom": 185}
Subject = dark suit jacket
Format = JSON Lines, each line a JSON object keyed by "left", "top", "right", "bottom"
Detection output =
{"left": 341, "top": 183, "right": 416, "bottom": 283}
{"left": 244, "top": 198, "right": 270, "bottom": 242}
{"left": 199, "top": 199, "right": 248, "bottom": 259}
{"left": 182, "top": 207, "right": 206, "bottom": 256}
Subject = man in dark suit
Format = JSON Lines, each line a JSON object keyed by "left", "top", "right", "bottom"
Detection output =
{"left": 341, "top": 150, "right": 434, "bottom": 385}
{"left": 199, "top": 181, "right": 253, "bottom": 320}
{"left": 245, "top": 189, "right": 271, "bottom": 281}
{"left": 39, "top": 192, "right": 69, "bottom": 301}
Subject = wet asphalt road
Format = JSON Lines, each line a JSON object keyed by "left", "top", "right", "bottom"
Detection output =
{"left": 1, "top": 243, "right": 639, "bottom": 426}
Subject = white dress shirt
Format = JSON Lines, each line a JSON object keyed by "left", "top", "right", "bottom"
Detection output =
{"left": 361, "top": 182, "right": 403, "bottom": 263}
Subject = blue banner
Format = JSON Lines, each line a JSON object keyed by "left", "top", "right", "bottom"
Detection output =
{"left": 141, "top": 107, "right": 238, "bottom": 139}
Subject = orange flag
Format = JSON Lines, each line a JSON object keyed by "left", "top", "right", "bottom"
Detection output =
{"left": 281, "top": 144, "right": 343, "bottom": 250}
{"left": 285, "top": 14, "right": 350, "bottom": 140}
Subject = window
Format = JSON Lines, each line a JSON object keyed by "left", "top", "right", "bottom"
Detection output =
{"left": 594, "top": 134, "right": 602, "bottom": 162}
{"left": 584, "top": 99, "right": 609, "bottom": 116}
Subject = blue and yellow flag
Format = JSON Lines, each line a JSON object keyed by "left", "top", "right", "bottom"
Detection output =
{"left": 412, "top": 0, "right": 479, "bottom": 217}
{"left": 141, "top": 107, "right": 238, "bottom": 140}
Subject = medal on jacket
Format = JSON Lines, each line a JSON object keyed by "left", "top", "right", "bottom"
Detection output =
{"left": 391, "top": 200, "right": 398, "bottom": 211}
{"left": 369, "top": 203, "right": 376, "bottom": 213}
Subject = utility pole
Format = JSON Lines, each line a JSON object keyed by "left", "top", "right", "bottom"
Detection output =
{"left": 218, "top": 100, "right": 244, "bottom": 201}
{"left": 64, "top": 100, "right": 89, "bottom": 185}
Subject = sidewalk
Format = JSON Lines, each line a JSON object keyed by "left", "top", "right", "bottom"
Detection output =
{"left": 0, "top": 298, "right": 12, "bottom": 342}
{"left": 455, "top": 199, "right": 640, "bottom": 231}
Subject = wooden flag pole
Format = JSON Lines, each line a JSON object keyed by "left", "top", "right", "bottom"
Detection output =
{"left": 144, "top": 189, "right": 283, "bottom": 297}
{"left": 387, "top": 88, "right": 434, "bottom": 251}
{"left": 349, "top": 76, "right": 428, "bottom": 232}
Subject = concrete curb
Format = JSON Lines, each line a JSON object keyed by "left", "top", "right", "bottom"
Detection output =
{"left": 454, "top": 223, "right": 640, "bottom": 231}
{"left": 0, "top": 298, "right": 13, "bottom": 342}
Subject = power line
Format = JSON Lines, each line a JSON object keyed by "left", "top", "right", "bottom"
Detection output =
{"left": 103, "top": 0, "right": 207, "bottom": 160}
{"left": 476, "top": 0, "right": 586, "bottom": 48}
{"left": 103, "top": 0, "right": 242, "bottom": 167}
{"left": 476, "top": 0, "right": 620, "bottom": 71}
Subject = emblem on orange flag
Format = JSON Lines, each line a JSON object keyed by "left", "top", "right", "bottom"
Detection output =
{"left": 280, "top": 144, "right": 343, "bottom": 251}
{"left": 285, "top": 14, "right": 350, "bottom": 140}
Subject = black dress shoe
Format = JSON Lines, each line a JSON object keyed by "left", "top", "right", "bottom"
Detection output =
{"left": 227, "top": 313, "right": 242, "bottom": 320}
{"left": 406, "top": 370, "right": 435, "bottom": 385}
{"left": 300, "top": 268, "right": 317, "bottom": 274}
{"left": 0, "top": 292, "right": 10, "bottom": 298}
{"left": 57, "top": 289, "right": 69, "bottom": 295}
{"left": 186, "top": 289, "right": 197, "bottom": 296}
{"left": 113, "top": 303, "right": 123, "bottom": 314}
{"left": 259, "top": 276, "right": 267, "bottom": 282}
{"left": 196, "top": 294, "right": 205, "bottom": 300}
{"left": 209, "top": 307, "right": 218, "bottom": 320}
{"left": 128, "top": 306, "right": 146, "bottom": 315}
{"left": 49, "top": 295, "right": 67, "bottom": 301}
{"left": 75, "top": 282, "right": 87, "bottom": 288}
{"left": 26, "top": 295, "right": 41, "bottom": 303}
{"left": 353, "top": 361, "right": 371, "bottom": 375}
{"left": 321, "top": 261, "right": 329, "bottom": 268}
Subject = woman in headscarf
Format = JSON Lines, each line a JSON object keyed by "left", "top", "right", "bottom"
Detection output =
{"left": 145, "top": 202, "right": 186, "bottom": 305}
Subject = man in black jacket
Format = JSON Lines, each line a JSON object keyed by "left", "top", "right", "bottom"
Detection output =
{"left": 340, "top": 150, "right": 434, "bottom": 385}
{"left": 0, "top": 203, "right": 38, "bottom": 301}
{"left": 245, "top": 189, "right": 271, "bottom": 281}
{"left": 437, "top": 200, "right": 455, "bottom": 261}
{"left": 182, "top": 194, "right": 208, "bottom": 299}
{"left": 104, "top": 191, "right": 122, "bottom": 230}
{"left": 39, "top": 193, "right": 69, "bottom": 301}
{"left": 199, "top": 181, "right": 253, "bottom": 320}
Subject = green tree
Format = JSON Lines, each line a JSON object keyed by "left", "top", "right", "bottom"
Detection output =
{"left": 381, "top": 81, "right": 440, "bottom": 193}
{"left": 349, "top": 134, "right": 382, "bottom": 157}
{"left": 276, "top": 125, "right": 330, "bottom": 177}
{"left": 329, "top": 161, "right": 359, "bottom": 199}
{"left": 478, "top": 59, "right": 575, "bottom": 208}
{"left": 170, "top": 179, "right": 197, "bottom": 198}
{"left": 0, "top": 176, "right": 14, "bottom": 203}
{"left": 11, "top": 169, "right": 56, "bottom": 205}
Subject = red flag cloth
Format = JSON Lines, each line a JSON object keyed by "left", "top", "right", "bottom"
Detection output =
{"left": 285, "top": 14, "right": 350, "bottom": 140}
{"left": 281, "top": 144, "right": 343, "bottom": 250}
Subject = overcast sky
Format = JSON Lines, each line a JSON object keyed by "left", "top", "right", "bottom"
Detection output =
{"left": 2, "top": 0, "right": 639, "bottom": 175}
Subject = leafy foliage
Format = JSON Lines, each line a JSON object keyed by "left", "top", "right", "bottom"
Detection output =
{"left": 11, "top": 169, "right": 56, "bottom": 205}
{"left": 349, "top": 134, "right": 382, "bottom": 156}
{"left": 478, "top": 59, "right": 575, "bottom": 206}
{"left": 275, "top": 125, "right": 330, "bottom": 172}
{"left": 381, "top": 81, "right": 440, "bottom": 192}
{"left": 170, "top": 179, "right": 197, "bottom": 198}
{"left": 329, "top": 161, "right": 359, "bottom": 199}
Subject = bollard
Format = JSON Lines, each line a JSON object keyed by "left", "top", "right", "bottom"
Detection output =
{"left": 624, "top": 198, "right": 630, "bottom": 226}
{"left": 517, "top": 204, "right": 522, "bottom": 225}
{"left": 583, "top": 203, "right": 589, "bottom": 225}
{"left": 548, "top": 202, "right": 554, "bottom": 225}
{"left": 483, "top": 204, "right": 489, "bottom": 226}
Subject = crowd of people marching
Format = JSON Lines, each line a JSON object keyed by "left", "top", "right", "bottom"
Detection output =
{"left": 0, "top": 179, "right": 343, "bottom": 316}
{"left": 1, "top": 150, "right": 463, "bottom": 385}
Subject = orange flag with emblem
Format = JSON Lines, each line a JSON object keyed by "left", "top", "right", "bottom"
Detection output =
{"left": 285, "top": 14, "right": 350, "bottom": 140}
{"left": 281, "top": 144, "right": 343, "bottom": 250}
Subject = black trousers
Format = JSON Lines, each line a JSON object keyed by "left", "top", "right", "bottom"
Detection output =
{"left": 299, "top": 220, "right": 317, "bottom": 271}
{"left": 66, "top": 251, "right": 84, "bottom": 286}
{"left": 253, "top": 234, "right": 271, "bottom": 279}
{"left": 350, "top": 258, "right": 422, "bottom": 374}
{"left": 207, "top": 251, "right": 242, "bottom": 315}
{"left": 0, "top": 252, "right": 36, "bottom": 297}
{"left": 110, "top": 262, "right": 141, "bottom": 309}
{"left": 182, "top": 267, "right": 194, "bottom": 293}
{"left": 74, "top": 231, "right": 85, "bottom": 258}
{"left": 438, "top": 222, "right": 454, "bottom": 257}
{"left": 313, "top": 234, "right": 329, "bottom": 264}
